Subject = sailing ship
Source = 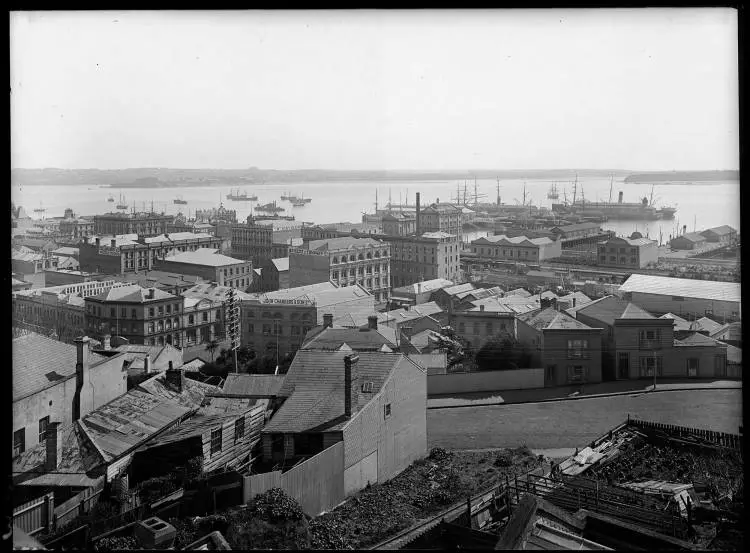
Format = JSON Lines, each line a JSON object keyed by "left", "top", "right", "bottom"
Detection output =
{"left": 291, "top": 198, "right": 306, "bottom": 207}
{"left": 546, "top": 182, "right": 559, "bottom": 200}
{"left": 33, "top": 202, "right": 45, "bottom": 215}
{"left": 280, "top": 191, "right": 293, "bottom": 201}
{"left": 173, "top": 195, "right": 188, "bottom": 205}
{"left": 226, "top": 188, "right": 258, "bottom": 201}
{"left": 254, "top": 201, "right": 285, "bottom": 213}
{"left": 116, "top": 193, "right": 129, "bottom": 210}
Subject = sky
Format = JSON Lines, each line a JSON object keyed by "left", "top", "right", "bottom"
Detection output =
{"left": 10, "top": 9, "right": 739, "bottom": 171}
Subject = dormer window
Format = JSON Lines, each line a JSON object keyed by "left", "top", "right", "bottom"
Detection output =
{"left": 362, "top": 381, "right": 374, "bottom": 393}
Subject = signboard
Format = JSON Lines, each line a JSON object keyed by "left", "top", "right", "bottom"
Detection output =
{"left": 98, "top": 246, "right": 121, "bottom": 256}
{"left": 260, "top": 297, "right": 314, "bottom": 305}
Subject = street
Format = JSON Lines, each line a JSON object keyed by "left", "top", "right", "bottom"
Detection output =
{"left": 427, "top": 388, "right": 742, "bottom": 450}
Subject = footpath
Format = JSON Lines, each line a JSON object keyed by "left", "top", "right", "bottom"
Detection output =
{"left": 427, "top": 378, "right": 742, "bottom": 409}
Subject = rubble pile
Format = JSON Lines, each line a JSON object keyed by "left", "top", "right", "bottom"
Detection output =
{"left": 310, "top": 446, "right": 541, "bottom": 549}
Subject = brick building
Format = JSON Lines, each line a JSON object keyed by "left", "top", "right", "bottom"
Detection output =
{"left": 381, "top": 212, "right": 416, "bottom": 237}
{"left": 154, "top": 248, "right": 253, "bottom": 290}
{"left": 261, "top": 351, "right": 427, "bottom": 496}
{"left": 470, "top": 234, "right": 562, "bottom": 262}
{"left": 450, "top": 306, "right": 517, "bottom": 349}
{"left": 59, "top": 217, "right": 95, "bottom": 241}
{"left": 231, "top": 218, "right": 304, "bottom": 265}
{"left": 386, "top": 232, "right": 461, "bottom": 289}
{"left": 419, "top": 202, "right": 462, "bottom": 237}
{"left": 597, "top": 235, "right": 659, "bottom": 269}
{"left": 289, "top": 237, "right": 391, "bottom": 304}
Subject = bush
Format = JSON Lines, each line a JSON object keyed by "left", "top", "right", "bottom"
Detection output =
{"left": 137, "top": 474, "right": 180, "bottom": 504}
{"left": 495, "top": 452, "right": 513, "bottom": 467}
{"left": 428, "top": 447, "right": 452, "bottom": 462}
{"left": 93, "top": 535, "right": 139, "bottom": 551}
{"left": 248, "top": 488, "right": 305, "bottom": 524}
{"left": 228, "top": 517, "right": 311, "bottom": 550}
{"left": 185, "top": 456, "right": 204, "bottom": 481}
{"left": 309, "top": 519, "right": 352, "bottom": 550}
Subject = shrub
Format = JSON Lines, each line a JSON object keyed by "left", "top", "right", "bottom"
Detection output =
{"left": 228, "top": 517, "right": 311, "bottom": 550}
{"left": 494, "top": 452, "right": 513, "bottom": 467}
{"left": 93, "top": 535, "right": 139, "bottom": 551}
{"left": 309, "top": 519, "right": 352, "bottom": 550}
{"left": 248, "top": 488, "right": 305, "bottom": 524}
{"left": 428, "top": 447, "right": 452, "bottom": 462}
{"left": 185, "top": 456, "right": 204, "bottom": 481}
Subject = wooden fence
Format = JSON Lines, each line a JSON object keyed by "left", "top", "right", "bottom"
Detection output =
{"left": 628, "top": 417, "right": 743, "bottom": 449}
{"left": 53, "top": 486, "right": 104, "bottom": 530}
{"left": 12, "top": 492, "right": 54, "bottom": 536}
{"left": 243, "top": 441, "right": 345, "bottom": 516}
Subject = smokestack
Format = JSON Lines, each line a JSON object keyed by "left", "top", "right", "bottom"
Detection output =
{"left": 111, "top": 239, "right": 116, "bottom": 247}
{"left": 572, "top": 298, "right": 577, "bottom": 307}
{"left": 45, "top": 422, "right": 62, "bottom": 471}
{"left": 368, "top": 315, "right": 378, "bottom": 330}
{"left": 147, "top": 288, "right": 155, "bottom": 299}
{"left": 323, "top": 313, "right": 333, "bottom": 329}
{"left": 144, "top": 354, "right": 151, "bottom": 374}
{"left": 103, "top": 334, "right": 111, "bottom": 350}
{"left": 344, "top": 354, "right": 360, "bottom": 418}
{"left": 95, "top": 237, "right": 101, "bottom": 247}
{"left": 165, "top": 363, "right": 184, "bottom": 393}
{"left": 73, "top": 336, "right": 90, "bottom": 421}
{"left": 415, "top": 192, "right": 421, "bottom": 235}
{"left": 683, "top": 225, "right": 687, "bottom": 236}
{"left": 618, "top": 191, "right": 623, "bottom": 204}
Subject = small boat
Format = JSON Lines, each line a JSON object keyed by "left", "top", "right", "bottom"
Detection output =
{"left": 280, "top": 191, "right": 292, "bottom": 201}
{"left": 116, "top": 193, "right": 129, "bottom": 210}
{"left": 107, "top": 194, "right": 115, "bottom": 202}
{"left": 226, "top": 188, "right": 258, "bottom": 201}
{"left": 291, "top": 198, "right": 306, "bottom": 207}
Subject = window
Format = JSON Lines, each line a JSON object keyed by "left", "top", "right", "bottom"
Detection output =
{"left": 234, "top": 417, "right": 245, "bottom": 443}
{"left": 121, "top": 308, "right": 127, "bottom": 318}
{"left": 567, "top": 365, "right": 586, "bottom": 382}
{"left": 210, "top": 428, "right": 222, "bottom": 454}
{"left": 166, "top": 304, "right": 171, "bottom": 314}
{"left": 13, "top": 429, "right": 25, "bottom": 456}
{"left": 639, "top": 356, "right": 663, "bottom": 377}
{"left": 384, "top": 403, "right": 392, "bottom": 419}
{"left": 545, "top": 365, "right": 555, "bottom": 381}
{"left": 158, "top": 305, "right": 164, "bottom": 315}
{"left": 132, "top": 308, "right": 137, "bottom": 319}
{"left": 362, "top": 381, "right": 374, "bottom": 393}
{"left": 567, "top": 339, "right": 589, "bottom": 359}
{"left": 149, "top": 307, "right": 154, "bottom": 318}
{"left": 202, "top": 312, "right": 208, "bottom": 322}
{"left": 38, "top": 416, "right": 49, "bottom": 444}
{"left": 110, "top": 308, "right": 116, "bottom": 318}
{"left": 262, "top": 324, "right": 272, "bottom": 336}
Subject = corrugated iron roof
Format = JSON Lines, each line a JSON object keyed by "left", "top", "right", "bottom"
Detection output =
{"left": 162, "top": 248, "right": 243, "bottom": 267}
{"left": 518, "top": 308, "right": 596, "bottom": 331}
{"left": 221, "top": 374, "right": 286, "bottom": 397}
{"left": 619, "top": 274, "right": 741, "bottom": 304}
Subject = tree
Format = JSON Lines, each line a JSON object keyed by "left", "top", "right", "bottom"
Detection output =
{"left": 205, "top": 339, "right": 220, "bottom": 362}
{"left": 475, "top": 335, "right": 532, "bottom": 372}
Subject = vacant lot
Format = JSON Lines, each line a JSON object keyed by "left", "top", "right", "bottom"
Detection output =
{"left": 428, "top": 389, "right": 742, "bottom": 450}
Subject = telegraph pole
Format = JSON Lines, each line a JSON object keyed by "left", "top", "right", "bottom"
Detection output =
{"left": 226, "top": 287, "right": 240, "bottom": 373}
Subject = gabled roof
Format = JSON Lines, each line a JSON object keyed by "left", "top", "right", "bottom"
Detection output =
{"left": 142, "top": 409, "right": 254, "bottom": 448}
{"left": 619, "top": 274, "right": 741, "bottom": 304}
{"left": 162, "top": 248, "right": 243, "bottom": 267}
{"left": 506, "top": 288, "right": 532, "bottom": 298}
{"left": 518, "top": 307, "right": 596, "bottom": 331}
{"left": 672, "top": 232, "right": 707, "bottom": 243}
{"left": 572, "top": 295, "right": 655, "bottom": 326}
{"left": 473, "top": 234, "right": 554, "bottom": 246}
{"left": 455, "top": 286, "right": 504, "bottom": 301}
{"left": 90, "top": 283, "right": 176, "bottom": 303}
{"left": 301, "top": 327, "right": 396, "bottom": 351}
{"left": 271, "top": 257, "right": 289, "bottom": 272}
{"left": 137, "top": 371, "right": 219, "bottom": 410}
{"left": 377, "top": 302, "right": 443, "bottom": 324}
{"left": 221, "top": 373, "right": 286, "bottom": 397}
{"left": 438, "top": 283, "right": 476, "bottom": 297}
{"left": 659, "top": 313, "right": 693, "bottom": 332}
{"left": 13, "top": 333, "right": 110, "bottom": 402}
{"left": 674, "top": 332, "right": 727, "bottom": 348}
{"left": 701, "top": 225, "right": 736, "bottom": 236}
{"left": 695, "top": 316, "right": 727, "bottom": 335}
{"left": 307, "top": 236, "right": 383, "bottom": 252}
{"left": 391, "top": 278, "right": 454, "bottom": 296}
{"left": 264, "top": 351, "right": 419, "bottom": 433}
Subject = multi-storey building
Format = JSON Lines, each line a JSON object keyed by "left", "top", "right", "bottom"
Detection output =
{"left": 451, "top": 306, "right": 517, "bottom": 349}
{"left": 288, "top": 237, "right": 391, "bottom": 304}
{"left": 419, "top": 202, "right": 463, "bottom": 237}
{"left": 84, "top": 284, "right": 185, "bottom": 347}
{"left": 155, "top": 248, "right": 253, "bottom": 290}
{"left": 241, "top": 282, "right": 374, "bottom": 359}
{"left": 59, "top": 216, "right": 95, "bottom": 241}
{"left": 386, "top": 232, "right": 461, "bottom": 288}
{"left": 93, "top": 211, "right": 174, "bottom": 237}
{"left": 231, "top": 217, "right": 304, "bottom": 265}
{"left": 79, "top": 232, "right": 224, "bottom": 274}
{"left": 470, "top": 234, "right": 562, "bottom": 262}
{"left": 700, "top": 225, "right": 737, "bottom": 245}
{"left": 381, "top": 213, "right": 417, "bottom": 237}
{"left": 597, "top": 236, "right": 659, "bottom": 269}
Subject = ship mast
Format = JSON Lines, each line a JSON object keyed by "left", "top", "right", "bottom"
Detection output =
{"left": 608, "top": 173, "right": 614, "bottom": 204}
{"left": 496, "top": 177, "right": 501, "bottom": 206}
{"left": 572, "top": 174, "right": 578, "bottom": 206}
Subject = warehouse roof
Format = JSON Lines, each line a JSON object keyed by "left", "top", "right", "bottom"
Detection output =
{"left": 701, "top": 225, "right": 736, "bottom": 236}
{"left": 89, "top": 283, "right": 176, "bottom": 303}
{"left": 162, "top": 248, "right": 244, "bottom": 266}
{"left": 518, "top": 307, "right": 596, "bottom": 331}
{"left": 473, "top": 234, "right": 555, "bottom": 246}
{"left": 619, "top": 274, "right": 741, "bottom": 304}
{"left": 308, "top": 236, "right": 383, "bottom": 252}
{"left": 271, "top": 257, "right": 289, "bottom": 272}
{"left": 391, "top": 278, "right": 454, "bottom": 296}
{"left": 671, "top": 232, "right": 707, "bottom": 244}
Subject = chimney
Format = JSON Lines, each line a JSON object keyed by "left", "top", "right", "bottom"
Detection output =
{"left": 73, "top": 336, "right": 90, "bottom": 421}
{"left": 344, "top": 354, "right": 360, "bottom": 418}
{"left": 45, "top": 422, "right": 62, "bottom": 471}
{"left": 323, "top": 313, "right": 333, "bottom": 329}
{"left": 618, "top": 191, "right": 623, "bottom": 204}
{"left": 144, "top": 354, "right": 151, "bottom": 374}
{"left": 111, "top": 239, "right": 116, "bottom": 247}
{"left": 572, "top": 298, "right": 576, "bottom": 307}
{"left": 95, "top": 237, "right": 101, "bottom": 247}
{"left": 368, "top": 315, "right": 378, "bottom": 330}
{"left": 415, "top": 192, "right": 421, "bottom": 235}
{"left": 103, "top": 334, "right": 111, "bottom": 350}
{"left": 147, "top": 288, "right": 155, "bottom": 299}
{"left": 165, "top": 362, "right": 184, "bottom": 393}
{"left": 480, "top": 305, "right": 485, "bottom": 312}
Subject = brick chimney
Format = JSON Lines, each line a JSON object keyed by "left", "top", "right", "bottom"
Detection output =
{"left": 73, "top": 336, "right": 90, "bottom": 421}
{"left": 147, "top": 288, "right": 155, "bottom": 300}
{"left": 344, "top": 354, "right": 360, "bottom": 418}
{"left": 368, "top": 315, "right": 378, "bottom": 330}
{"left": 103, "top": 334, "right": 111, "bottom": 350}
{"left": 45, "top": 422, "right": 62, "bottom": 471}
{"left": 323, "top": 313, "right": 333, "bottom": 329}
{"left": 143, "top": 354, "right": 151, "bottom": 374}
{"left": 111, "top": 239, "right": 117, "bottom": 247}
{"left": 95, "top": 237, "right": 101, "bottom": 247}
{"left": 480, "top": 304, "right": 485, "bottom": 312}
{"left": 415, "top": 192, "right": 421, "bottom": 235}
{"left": 165, "top": 362, "right": 184, "bottom": 393}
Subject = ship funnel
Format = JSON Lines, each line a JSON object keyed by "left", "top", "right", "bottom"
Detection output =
{"left": 618, "top": 191, "right": 623, "bottom": 204}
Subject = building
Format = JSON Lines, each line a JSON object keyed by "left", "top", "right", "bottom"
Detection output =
{"left": 12, "top": 277, "right": 33, "bottom": 292}
{"left": 240, "top": 282, "right": 375, "bottom": 359}
{"left": 261, "top": 351, "right": 427, "bottom": 496}
{"left": 59, "top": 217, "right": 95, "bottom": 241}
{"left": 113, "top": 270, "right": 208, "bottom": 296}
{"left": 92, "top": 343, "right": 184, "bottom": 380}
{"left": 468, "top": 295, "right": 542, "bottom": 316}
{"left": 549, "top": 222, "right": 602, "bottom": 240}
{"left": 333, "top": 301, "right": 445, "bottom": 334}
{"left": 381, "top": 212, "right": 416, "bottom": 237}
{"left": 431, "top": 282, "right": 476, "bottom": 313}
{"left": 79, "top": 232, "right": 224, "bottom": 274}
{"left": 516, "top": 308, "right": 604, "bottom": 387}
{"left": 13, "top": 335, "right": 127, "bottom": 457}
{"left": 231, "top": 218, "right": 304, "bottom": 265}
{"left": 154, "top": 248, "right": 253, "bottom": 289}
{"left": 93, "top": 211, "right": 174, "bottom": 237}
{"left": 419, "top": 202, "right": 463, "bottom": 237}
{"left": 451, "top": 305, "right": 518, "bottom": 349}
{"left": 14, "top": 237, "right": 59, "bottom": 254}
{"left": 12, "top": 250, "right": 59, "bottom": 278}
{"left": 470, "top": 234, "right": 562, "bottom": 262}
{"left": 255, "top": 257, "right": 290, "bottom": 292}
{"left": 389, "top": 278, "right": 455, "bottom": 307}
{"left": 84, "top": 284, "right": 185, "bottom": 347}
{"left": 289, "top": 236, "right": 391, "bottom": 303}
{"left": 597, "top": 235, "right": 659, "bottom": 269}
{"left": 387, "top": 232, "right": 461, "bottom": 289}
{"left": 618, "top": 274, "right": 741, "bottom": 323}
{"left": 669, "top": 232, "right": 708, "bottom": 251}
{"left": 700, "top": 225, "right": 737, "bottom": 245}
{"left": 43, "top": 269, "right": 104, "bottom": 287}
{"left": 301, "top": 317, "right": 400, "bottom": 352}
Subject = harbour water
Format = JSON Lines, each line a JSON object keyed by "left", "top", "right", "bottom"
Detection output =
{"left": 12, "top": 176, "right": 740, "bottom": 240}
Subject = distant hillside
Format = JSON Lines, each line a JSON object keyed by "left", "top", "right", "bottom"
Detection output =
{"left": 11, "top": 168, "right": 632, "bottom": 187}
{"left": 624, "top": 170, "right": 739, "bottom": 183}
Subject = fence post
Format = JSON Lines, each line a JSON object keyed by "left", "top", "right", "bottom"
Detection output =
{"left": 514, "top": 475, "right": 519, "bottom": 503}
{"left": 596, "top": 480, "right": 599, "bottom": 508}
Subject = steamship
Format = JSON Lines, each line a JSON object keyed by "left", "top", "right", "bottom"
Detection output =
{"left": 552, "top": 191, "right": 661, "bottom": 221}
